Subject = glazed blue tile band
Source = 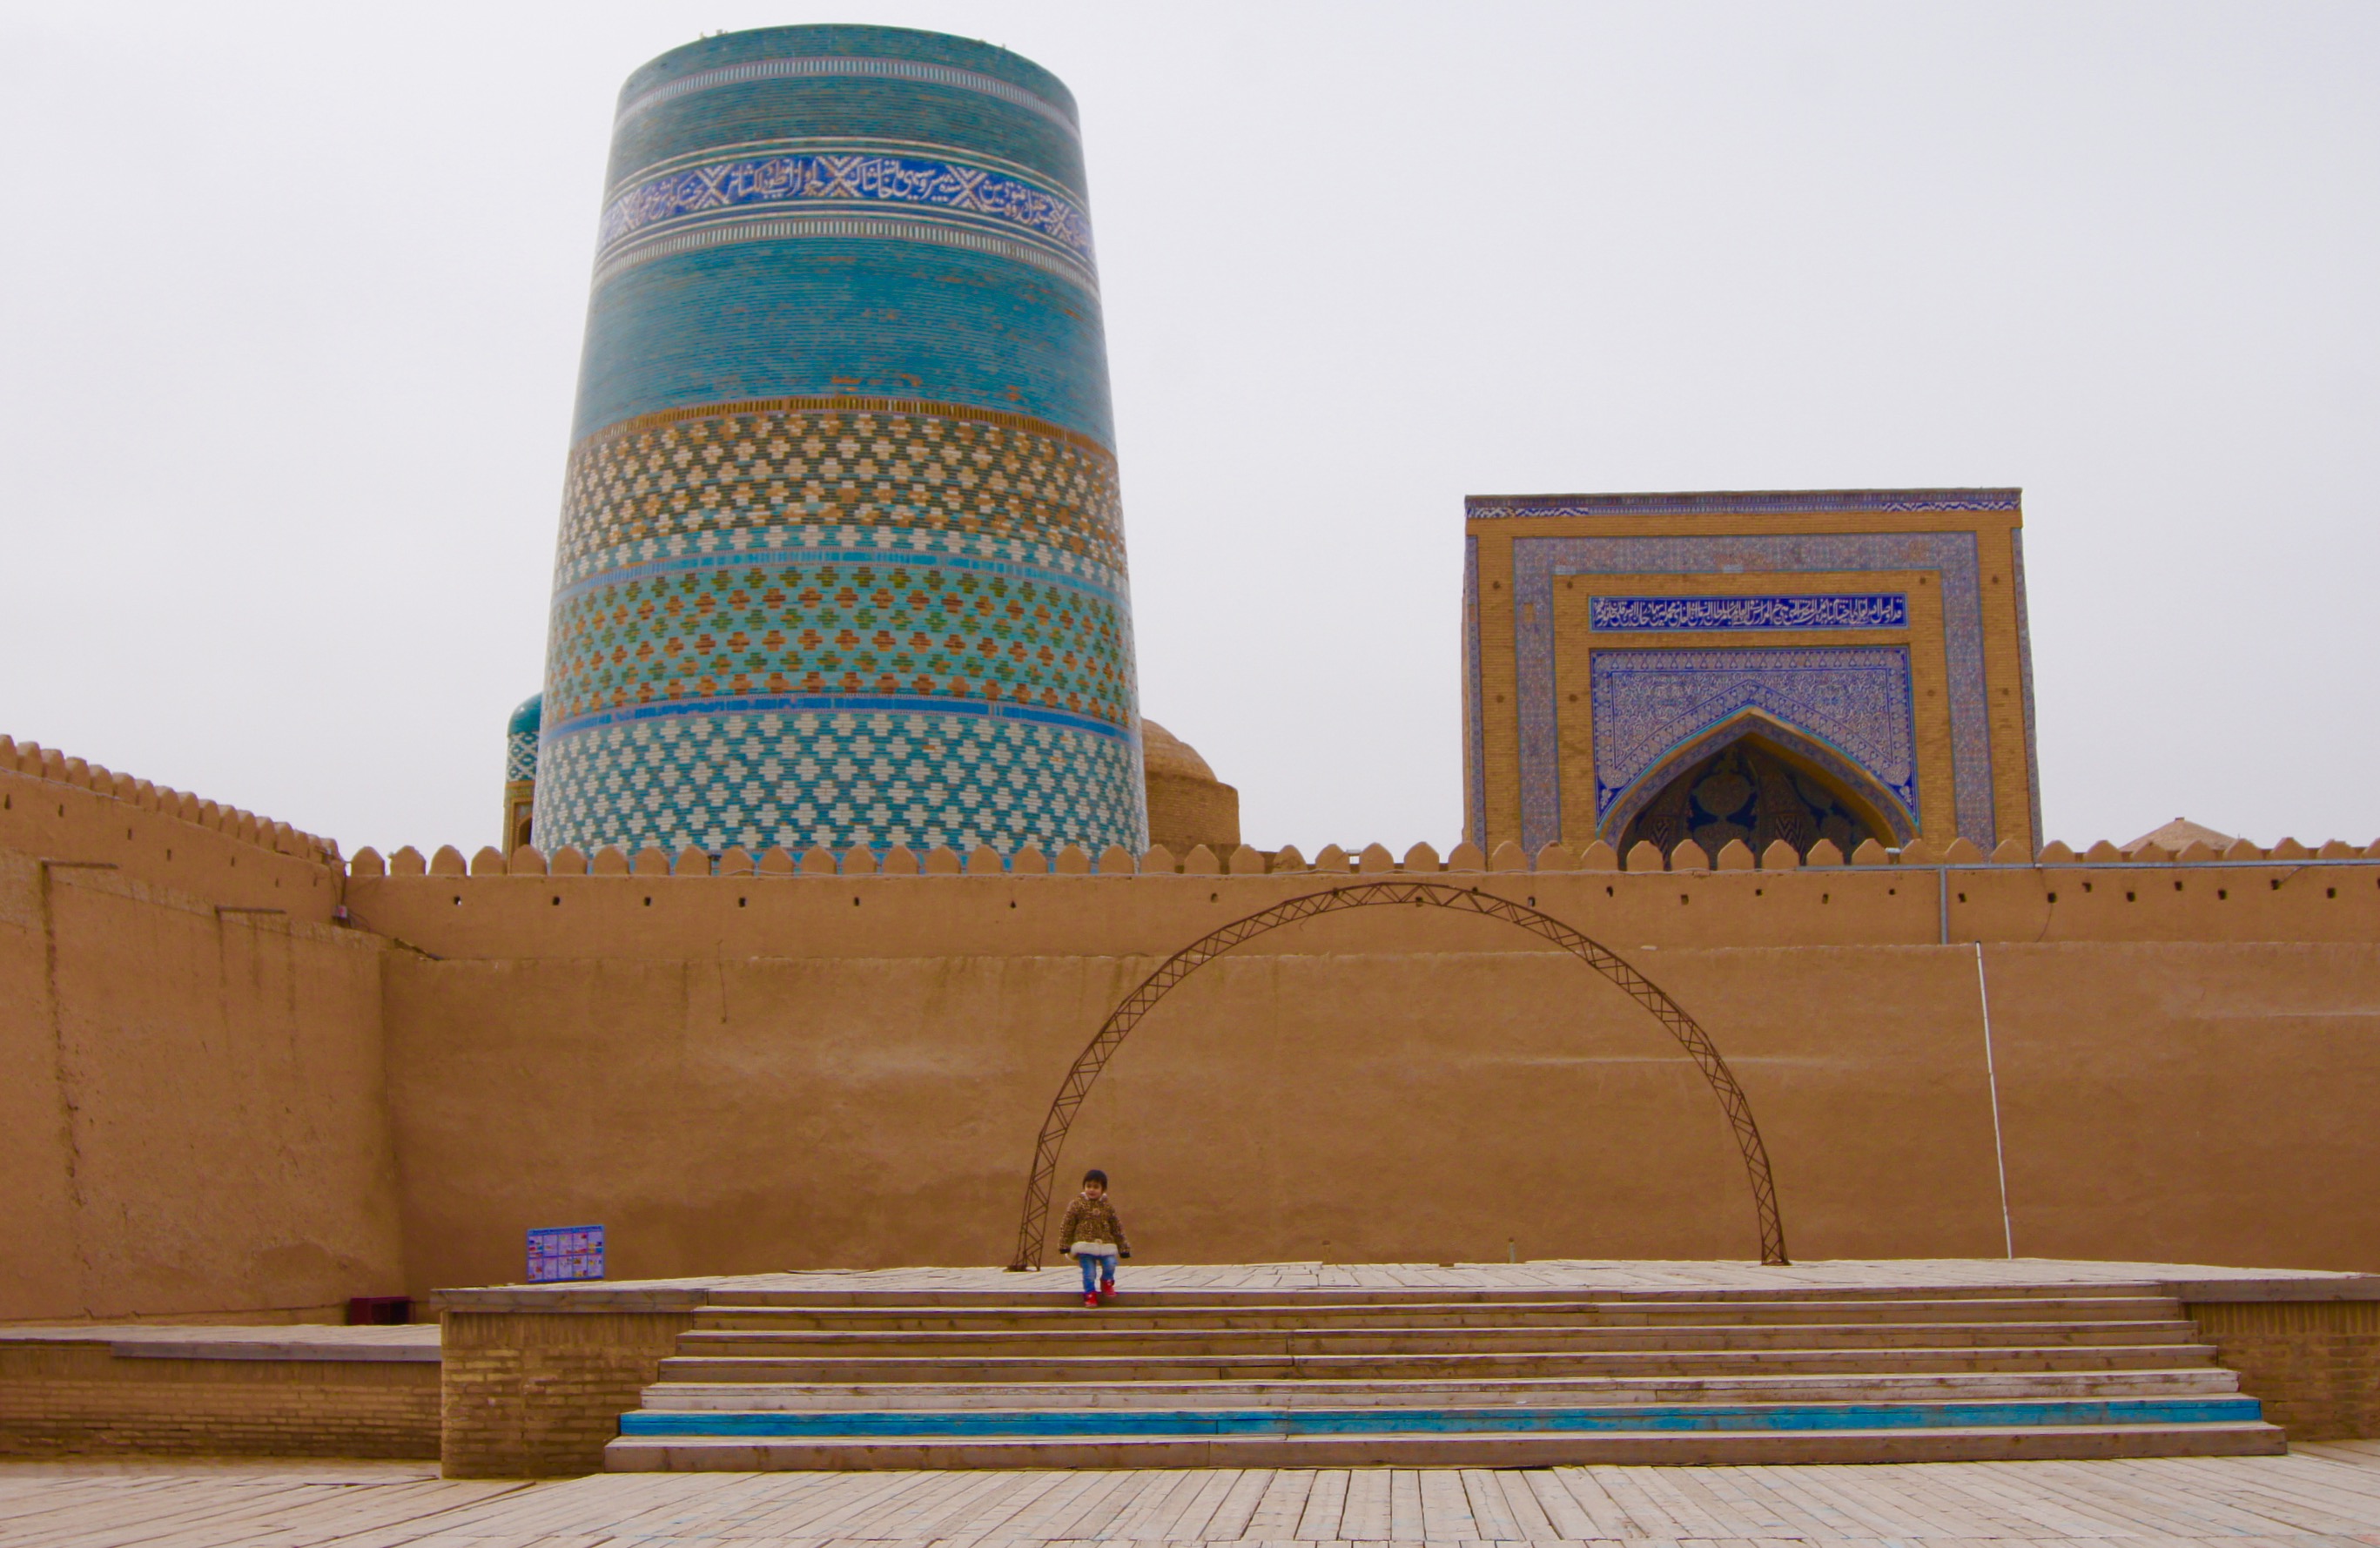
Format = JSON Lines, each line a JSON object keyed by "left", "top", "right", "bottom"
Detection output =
{"left": 549, "top": 691, "right": 1128, "bottom": 742}
{"left": 618, "top": 1394, "right": 2263, "bottom": 1439}
{"left": 554, "top": 546, "right": 1124, "bottom": 611}
{"left": 1589, "top": 594, "right": 1909, "bottom": 632}
{"left": 617, "top": 54, "right": 1080, "bottom": 136}
{"left": 592, "top": 212, "right": 1099, "bottom": 295}
{"left": 600, "top": 148, "right": 1091, "bottom": 265}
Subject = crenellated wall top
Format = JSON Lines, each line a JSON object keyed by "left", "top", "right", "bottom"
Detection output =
{"left": 1, "top": 732, "right": 339, "bottom": 865}
{"left": 345, "top": 831, "right": 2380, "bottom": 881}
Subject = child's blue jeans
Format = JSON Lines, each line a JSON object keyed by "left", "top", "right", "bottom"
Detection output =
{"left": 1076, "top": 1250, "right": 1117, "bottom": 1293}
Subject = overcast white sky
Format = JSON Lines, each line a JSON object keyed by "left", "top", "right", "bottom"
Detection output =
{"left": 1, "top": 3, "right": 2373, "bottom": 855}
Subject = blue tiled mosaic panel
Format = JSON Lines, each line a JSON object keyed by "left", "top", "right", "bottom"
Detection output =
{"left": 1588, "top": 646, "right": 1919, "bottom": 826}
{"left": 1589, "top": 594, "right": 1907, "bottom": 631}
{"left": 1496, "top": 530, "right": 1993, "bottom": 852}
{"left": 534, "top": 707, "right": 1144, "bottom": 856}
{"left": 1620, "top": 740, "right": 1881, "bottom": 858}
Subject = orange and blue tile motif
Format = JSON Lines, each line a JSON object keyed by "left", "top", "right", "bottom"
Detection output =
{"left": 534, "top": 25, "right": 1146, "bottom": 856}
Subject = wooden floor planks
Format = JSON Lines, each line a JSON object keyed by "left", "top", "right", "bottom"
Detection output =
{"left": 8, "top": 1451, "right": 2380, "bottom": 1545}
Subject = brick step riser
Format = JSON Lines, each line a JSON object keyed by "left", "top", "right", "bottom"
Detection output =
{"left": 701, "top": 1283, "right": 2169, "bottom": 1309}
{"left": 656, "top": 1344, "right": 2221, "bottom": 1383}
{"left": 688, "top": 1298, "right": 2185, "bottom": 1334}
{"left": 636, "top": 1370, "right": 2244, "bottom": 1411}
{"left": 674, "top": 1323, "right": 2203, "bottom": 1357}
{"left": 602, "top": 1421, "right": 2284, "bottom": 1471}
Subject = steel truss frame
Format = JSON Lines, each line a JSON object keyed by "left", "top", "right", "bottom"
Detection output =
{"left": 1006, "top": 879, "right": 1789, "bottom": 1269}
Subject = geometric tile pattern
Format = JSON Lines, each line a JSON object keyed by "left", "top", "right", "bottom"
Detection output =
{"left": 534, "top": 705, "right": 1142, "bottom": 857}
{"left": 1588, "top": 594, "right": 1908, "bottom": 631}
{"left": 537, "top": 400, "right": 1142, "bottom": 856}
{"left": 552, "top": 402, "right": 1126, "bottom": 597}
{"left": 506, "top": 728, "right": 538, "bottom": 784}
{"left": 1586, "top": 645, "right": 1919, "bottom": 832}
{"left": 506, "top": 693, "right": 542, "bottom": 783}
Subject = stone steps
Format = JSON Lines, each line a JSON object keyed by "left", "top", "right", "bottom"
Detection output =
{"left": 701, "top": 1281, "right": 2168, "bottom": 1308}
{"left": 656, "top": 1342, "right": 2222, "bottom": 1383}
{"left": 686, "top": 1295, "right": 2183, "bottom": 1332}
{"left": 672, "top": 1319, "right": 2203, "bottom": 1357}
{"left": 604, "top": 1282, "right": 2280, "bottom": 1471}
{"left": 635, "top": 1366, "right": 2243, "bottom": 1411}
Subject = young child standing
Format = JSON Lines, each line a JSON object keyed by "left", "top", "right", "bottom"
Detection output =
{"left": 1056, "top": 1168, "right": 1130, "bottom": 1306}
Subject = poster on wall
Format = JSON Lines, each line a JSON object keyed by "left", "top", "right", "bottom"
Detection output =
{"left": 526, "top": 1224, "right": 605, "bottom": 1282}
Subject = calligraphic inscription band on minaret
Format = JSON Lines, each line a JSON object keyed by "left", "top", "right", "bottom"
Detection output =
{"left": 534, "top": 24, "right": 1146, "bottom": 857}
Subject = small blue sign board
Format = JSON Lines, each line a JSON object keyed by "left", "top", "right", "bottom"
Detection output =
{"left": 526, "top": 1224, "right": 605, "bottom": 1283}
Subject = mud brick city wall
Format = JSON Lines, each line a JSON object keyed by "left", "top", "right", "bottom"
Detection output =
{"left": 0, "top": 751, "right": 401, "bottom": 1325}
{"left": 2188, "top": 1301, "right": 2380, "bottom": 1441}
{"left": 7, "top": 737, "right": 2380, "bottom": 1322}
{"left": 0, "top": 1341, "right": 437, "bottom": 1459}
{"left": 440, "top": 1303, "right": 697, "bottom": 1477}
{"left": 367, "top": 843, "right": 2380, "bottom": 1292}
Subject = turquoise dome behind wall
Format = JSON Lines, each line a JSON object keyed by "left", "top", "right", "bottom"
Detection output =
{"left": 534, "top": 25, "right": 1146, "bottom": 859}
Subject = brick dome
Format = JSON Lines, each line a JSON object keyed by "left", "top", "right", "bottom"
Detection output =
{"left": 1140, "top": 720, "right": 1239, "bottom": 856}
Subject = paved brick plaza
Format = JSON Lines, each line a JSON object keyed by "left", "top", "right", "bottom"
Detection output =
{"left": 8, "top": 1447, "right": 2380, "bottom": 1545}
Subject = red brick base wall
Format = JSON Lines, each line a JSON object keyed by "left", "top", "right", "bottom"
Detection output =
{"left": 440, "top": 1310, "right": 693, "bottom": 1478}
{"left": 2188, "top": 1301, "right": 2380, "bottom": 1441}
{"left": 0, "top": 1341, "right": 439, "bottom": 1458}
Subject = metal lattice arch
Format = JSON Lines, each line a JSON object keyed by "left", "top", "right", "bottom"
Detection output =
{"left": 1007, "top": 880, "right": 1789, "bottom": 1269}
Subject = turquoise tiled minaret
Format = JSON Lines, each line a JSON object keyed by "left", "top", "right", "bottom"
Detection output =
{"left": 534, "top": 24, "right": 1145, "bottom": 857}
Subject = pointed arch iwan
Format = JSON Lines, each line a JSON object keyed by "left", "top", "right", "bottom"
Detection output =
{"left": 1598, "top": 706, "right": 1919, "bottom": 851}
{"left": 1006, "top": 880, "right": 1789, "bottom": 1269}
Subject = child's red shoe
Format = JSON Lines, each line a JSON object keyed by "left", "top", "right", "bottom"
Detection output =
{"left": 1099, "top": 1282, "right": 1116, "bottom": 1303}
{"left": 1083, "top": 1292, "right": 1100, "bottom": 1308}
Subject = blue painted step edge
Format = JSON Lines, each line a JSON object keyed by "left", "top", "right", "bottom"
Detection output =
{"left": 619, "top": 1396, "right": 2262, "bottom": 1439}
